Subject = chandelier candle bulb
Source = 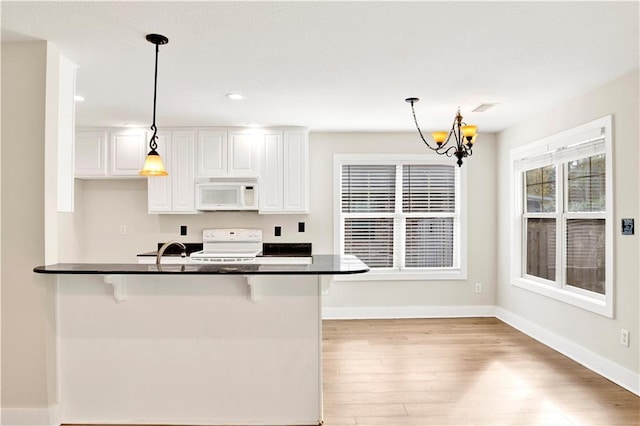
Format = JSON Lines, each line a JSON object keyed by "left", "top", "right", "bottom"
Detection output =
{"left": 461, "top": 125, "right": 478, "bottom": 141}
{"left": 432, "top": 131, "right": 448, "bottom": 145}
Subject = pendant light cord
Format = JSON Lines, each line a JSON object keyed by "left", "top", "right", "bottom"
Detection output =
{"left": 149, "top": 42, "right": 160, "bottom": 151}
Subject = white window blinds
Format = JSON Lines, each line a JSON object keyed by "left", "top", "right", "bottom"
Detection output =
{"left": 341, "top": 165, "right": 395, "bottom": 212}
{"left": 402, "top": 165, "right": 457, "bottom": 268}
{"left": 344, "top": 218, "right": 394, "bottom": 268}
{"left": 516, "top": 127, "right": 606, "bottom": 172}
{"left": 405, "top": 217, "right": 455, "bottom": 267}
{"left": 340, "top": 161, "right": 460, "bottom": 271}
{"left": 402, "top": 165, "right": 456, "bottom": 213}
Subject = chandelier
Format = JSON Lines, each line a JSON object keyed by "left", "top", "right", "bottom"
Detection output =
{"left": 405, "top": 97, "right": 478, "bottom": 167}
{"left": 140, "top": 34, "right": 169, "bottom": 176}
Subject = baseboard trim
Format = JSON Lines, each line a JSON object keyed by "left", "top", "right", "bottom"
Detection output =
{"left": 322, "top": 305, "right": 496, "bottom": 319}
{"left": 1, "top": 404, "right": 60, "bottom": 426}
{"left": 496, "top": 307, "right": 640, "bottom": 396}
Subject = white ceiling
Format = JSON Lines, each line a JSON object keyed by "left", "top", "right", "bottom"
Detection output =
{"left": 2, "top": 1, "right": 638, "bottom": 132}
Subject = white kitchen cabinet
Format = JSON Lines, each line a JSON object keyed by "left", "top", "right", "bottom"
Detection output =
{"left": 75, "top": 130, "right": 108, "bottom": 177}
{"left": 147, "top": 129, "right": 196, "bottom": 213}
{"left": 259, "top": 131, "right": 283, "bottom": 212}
{"left": 109, "top": 129, "right": 147, "bottom": 176}
{"left": 259, "top": 128, "right": 309, "bottom": 214}
{"left": 196, "top": 130, "right": 227, "bottom": 176}
{"left": 283, "top": 129, "right": 309, "bottom": 212}
{"left": 57, "top": 55, "right": 77, "bottom": 212}
{"left": 77, "top": 126, "right": 307, "bottom": 215}
{"left": 146, "top": 131, "right": 171, "bottom": 212}
{"left": 171, "top": 130, "right": 196, "bottom": 212}
{"left": 75, "top": 128, "right": 146, "bottom": 178}
{"left": 227, "top": 130, "right": 261, "bottom": 176}
{"left": 196, "top": 129, "right": 260, "bottom": 177}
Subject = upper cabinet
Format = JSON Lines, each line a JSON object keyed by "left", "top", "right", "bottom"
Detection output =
{"left": 75, "top": 128, "right": 146, "bottom": 178}
{"left": 228, "top": 130, "right": 261, "bottom": 176}
{"left": 147, "top": 129, "right": 195, "bottom": 214}
{"left": 146, "top": 131, "right": 171, "bottom": 212}
{"left": 259, "top": 128, "right": 309, "bottom": 214}
{"left": 75, "top": 130, "right": 108, "bottom": 177}
{"left": 282, "top": 129, "right": 309, "bottom": 213}
{"left": 109, "top": 129, "right": 147, "bottom": 176}
{"left": 196, "top": 129, "right": 261, "bottom": 177}
{"left": 196, "top": 130, "right": 226, "bottom": 176}
{"left": 77, "top": 126, "right": 308, "bottom": 215}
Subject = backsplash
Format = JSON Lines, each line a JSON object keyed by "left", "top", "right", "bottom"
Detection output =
{"left": 69, "top": 179, "right": 322, "bottom": 263}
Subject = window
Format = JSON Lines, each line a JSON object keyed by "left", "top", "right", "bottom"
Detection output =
{"left": 334, "top": 155, "right": 466, "bottom": 280}
{"left": 510, "top": 116, "right": 613, "bottom": 317}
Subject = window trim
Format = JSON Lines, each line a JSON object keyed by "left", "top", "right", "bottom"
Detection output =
{"left": 509, "top": 115, "right": 614, "bottom": 317}
{"left": 334, "top": 154, "right": 467, "bottom": 281}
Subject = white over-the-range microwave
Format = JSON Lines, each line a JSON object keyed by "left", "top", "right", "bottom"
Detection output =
{"left": 195, "top": 178, "right": 258, "bottom": 211}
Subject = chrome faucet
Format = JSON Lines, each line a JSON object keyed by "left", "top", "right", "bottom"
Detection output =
{"left": 156, "top": 241, "right": 187, "bottom": 264}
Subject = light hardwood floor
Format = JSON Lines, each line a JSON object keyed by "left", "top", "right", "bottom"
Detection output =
{"left": 63, "top": 317, "right": 639, "bottom": 426}
{"left": 322, "top": 317, "right": 639, "bottom": 426}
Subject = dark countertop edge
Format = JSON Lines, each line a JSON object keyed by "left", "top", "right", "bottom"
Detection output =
{"left": 32, "top": 269, "right": 368, "bottom": 275}
{"left": 137, "top": 254, "right": 313, "bottom": 258}
{"left": 33, "top": 255, "right": 369, "bottom": 275}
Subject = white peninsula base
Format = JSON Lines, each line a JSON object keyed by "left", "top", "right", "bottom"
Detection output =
{"left": 58, "top": 274, "right": 323, "bottom": 425}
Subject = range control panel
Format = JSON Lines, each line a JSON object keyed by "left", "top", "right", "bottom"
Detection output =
{"left": 202, "top": 228, "right": 263, "bottom": 243}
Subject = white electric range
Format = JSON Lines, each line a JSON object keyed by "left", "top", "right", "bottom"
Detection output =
{"left": 189, "top": 228, "right": 263, "bottom": 264}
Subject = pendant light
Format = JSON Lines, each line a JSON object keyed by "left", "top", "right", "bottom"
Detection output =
{"left": 405, "top": 98, "right": 478, "bottom": 167}
{"left": 139, "top": 33, "right": 169, "bottom": 176}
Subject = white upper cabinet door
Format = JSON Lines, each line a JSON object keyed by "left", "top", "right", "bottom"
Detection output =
{"left": 110, "top": 129, "right": 147, "bottom": 176}
{"left": 147, "top": 131, "right": 172, "bottom": 213}
{"left": 196, "top": 130, "right": 227, "bottom": 176}
{"left": 259, "top": 132, "right": 284, "bottom": 212}
{"left": 283, "top": 129, "right": 309, "bottom": 213}
{"left": 171, "top": 130, "right": 196, "bottom": 212}
{"left": 75, "top": 130, "right": 108, "bottom": 177}
{"left": 58, "top": 56, "right": 77, "bottom": 212}
{"left": 227, "top": 130, "right": 261, "bottom": 177}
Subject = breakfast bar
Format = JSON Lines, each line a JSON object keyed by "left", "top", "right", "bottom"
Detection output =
{"left": 34, "top": 255, "right": 368, "bottom": 426}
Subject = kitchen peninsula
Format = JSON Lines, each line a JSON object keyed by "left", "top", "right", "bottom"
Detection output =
{"left": 34, "top": 255, "right": 368, "bottom": 426}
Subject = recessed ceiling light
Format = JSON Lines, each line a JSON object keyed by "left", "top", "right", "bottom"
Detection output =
{"left": 226, "top": 93, "right": 245, "bottom": 100}
{"left": 74, "top": 95, "right": 85, "bottom": 102}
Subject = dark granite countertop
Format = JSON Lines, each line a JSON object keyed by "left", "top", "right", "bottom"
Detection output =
{"left": 137, "top": 242, "right": 313, "bottom": 258}
{"left": 33, "top": 255, "right": 369, "bottom": 275}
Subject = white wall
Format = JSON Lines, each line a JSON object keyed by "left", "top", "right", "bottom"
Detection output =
{"left": 312, "top": 132, "right": 497, "bottom": 315}
{"left": 74, "top": 179, "right": 312, "bottom": 263}
{"left": 496, "top": 70, "right": 640, "bottom": 374}
{"left": 73, "top": 132, "right": 498, "bottom": 315}
{"left": 1, "top": 41, "right": 58, "bottom": 419}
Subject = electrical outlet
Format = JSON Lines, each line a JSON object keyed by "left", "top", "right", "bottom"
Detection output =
{"left": 621, "top": 329, "right": 630, "bottom": 347}
{"left": 180, "top": 225, "right": 187, "bottom": 236}
{"left": 298, "top": 222, "right": 305, "bottom": 232}
{"left": 475, "top": 283, "right": 482, "bottom": 294}
{"left": 274, "top": 226, "right": 282, "bottom": 237}
{"left": 120, "top": 225, "right": 127, "bottom": 235}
